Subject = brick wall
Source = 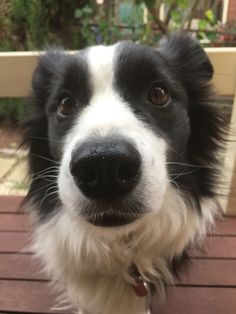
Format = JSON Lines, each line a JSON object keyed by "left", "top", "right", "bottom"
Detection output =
{"left": 228, "top": 0, "right": 236, "bottom": 21}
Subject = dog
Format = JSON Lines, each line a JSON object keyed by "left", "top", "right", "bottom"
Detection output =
{"left": 23, "top": 33, "right": 227, "bottom": 314}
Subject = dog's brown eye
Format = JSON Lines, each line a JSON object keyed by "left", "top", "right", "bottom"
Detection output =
{"left": 148, "top": 87, "right": 169, "bottom": 106}
{"left": 57, "top": 96, "right": 77, "bottom": 116}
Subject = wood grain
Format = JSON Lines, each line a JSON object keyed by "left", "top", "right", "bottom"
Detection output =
{"left": 152, "top": 287, "right": 236, "bottom": 314}
{"left": 0, "top": 213, "right": 30, "bottom": 231}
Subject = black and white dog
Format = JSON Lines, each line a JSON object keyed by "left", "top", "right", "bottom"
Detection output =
{"left": 23, "top": 34, "right": 227, "bottom": 314}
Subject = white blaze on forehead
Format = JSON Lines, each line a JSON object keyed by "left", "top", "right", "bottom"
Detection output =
{"left": 87, "top": 44, "right": 117, "bottom": 93}
{"left": 72, "top": 43, "right": 141, "bottom": 140}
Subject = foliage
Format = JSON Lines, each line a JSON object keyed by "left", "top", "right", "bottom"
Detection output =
{"left": 0, "top": 0, "right": 81, "bottom": 50}
{"left": 136, "top": 0, "right": 220, "bottom": 44}
{"left": 74, "top": 4, "right": 122, "bottom": 45}
{"left": 0, "top": 0, "right": 231, "bottom": 50}
{"left": 0, "top": 99, "right": 28, "bottom": 122}
{"left": 198, "top": 9, "right": 218, "bottom": 46}
{"left": 69, "top": 0, "right": 221, "bottom": 46}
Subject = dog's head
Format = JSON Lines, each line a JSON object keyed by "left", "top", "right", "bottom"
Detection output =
{"left": 23, "top": 33, "right": 228, "bottom": 313}
{"left": 24, "top": 33, "right": 225, "bottom": 233}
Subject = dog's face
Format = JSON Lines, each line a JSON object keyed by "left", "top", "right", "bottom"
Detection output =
{"left": 25, "top": 34, "right": 222, "bottom": 228}
{"left": 24, "top": 34, "right": 227, "bottom": 314}
{"left": 54, "top": 42, "right": 190, "bottom": 227}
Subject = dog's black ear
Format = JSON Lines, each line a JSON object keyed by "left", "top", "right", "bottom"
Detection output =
{"left": 159, "top": 33, "right": 213, "bottom": 94}
{"left": 23, "top": 49, "right": 65, "bottom": 146}
{"left": 21, "top": 50, "right": 66, "bottom": 213}
{"left": 32, "top": 49, "right": 65, "bottom": 110}
{"left": 22, "top": 50, "right": 65, "bottom": 176}
{"left": 160, "top": 34, "right": 229, "bottom": 202}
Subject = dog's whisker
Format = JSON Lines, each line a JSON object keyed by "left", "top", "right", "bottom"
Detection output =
{"left": 169, "top": 169, "right": 200, "bottom": 179}
{"left": 31, "top": 172, "right": 59, "bottom": 183}
{"left": 47, "top": 195, "right": 60, "bottom": 206}
{"left": 166, "top": 162, "right": 209, "bottom": 169}
{"left": 29, "top": 135, "right": 65, "bottom": 143}
{"left": 33, "top": 166, "right": 60, "bottom": 177}
{"left": 31, "top": 175, "right": 58, "bottom": 183}
{"left": 31, "top": 167, "right": 60, "bottom": 182}
{"left": 53, "top": 199, "right": 62, "bottom": 210}
{"left": 30, "top": 153, "right": 60, "bottom": 165}
{"left": 169, "top": 179, "right": 181, "bottom": 194}
{"left": 29, "top": 182, "right": 56, "bottom": 195}
{"left": 39, "top": 188, "right": 59, "bottom": 207}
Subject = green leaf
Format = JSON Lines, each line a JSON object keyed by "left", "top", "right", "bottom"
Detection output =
{"left": 74, "top": 9, "right": 83, "bottom": 19}
{"left": 198, "top": 19, "right": 207, "bottom": 30}
{"left": 198, "top": 31, "right": 206, "bottom": 39}
{"left": 142, "top": 0, "right": 155, "bottom": 8}
{"left": 83, "top": 6, "right": 93, "bottom": 15}
{"left": 171, "top": 10, "right": 182, "bottom": 23}
{"left": 205, "top": 9, "right": 215, "bottom": 24}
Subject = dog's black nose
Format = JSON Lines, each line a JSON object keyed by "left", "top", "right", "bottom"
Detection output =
{"left": 70, "top": 139, "right": 141, "bottom": 200}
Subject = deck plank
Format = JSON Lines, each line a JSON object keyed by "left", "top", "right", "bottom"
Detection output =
{"left": 0, "top": 280, "right": 64, "bottom": 313}
{"left": 197, "top": 236, "right": 236, "bottom": 258}
{"left": 213, "top": 216, "right": 236, "bottom": 236}
{"left": 177, "top": 258, "right": 236, "bottom": 286}
{"left": 1, "top": 254, "right": 236, "bottom": 287}
{"left": 0, "top": 196, "right": 24, "bottom": 213}
{"left": 0, "top": 213, "right": 29, "bottom": 231}
{"left": 1, "top": 281, "right": 236, "bottom": 314}
{"left": 0, "top": 254, "right": 46, "bottom": 281}
{"left": 152, "top": 287, "right": 236, "bottom": 314}
{"left": 1, "top": 231, "right": 236, "bottom": 257}
{"left": 0, "top": 232, "right": 31, "bottom": 253}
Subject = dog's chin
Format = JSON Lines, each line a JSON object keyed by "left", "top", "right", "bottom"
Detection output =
{"left": 85, "top": 212, "right": 140, "bottom": 227}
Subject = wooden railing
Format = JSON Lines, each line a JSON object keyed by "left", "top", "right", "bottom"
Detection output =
{"left": 0, "top": 48, "right": 236, "bottom": 214}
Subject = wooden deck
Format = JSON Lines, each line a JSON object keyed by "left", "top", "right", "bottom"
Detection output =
{"left": 0, "top": 196, "right": 236, "bottom": 314}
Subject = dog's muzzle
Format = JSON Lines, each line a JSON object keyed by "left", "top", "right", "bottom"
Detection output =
{"left": 69, "top": 138, "right": 142, "bottom": 226}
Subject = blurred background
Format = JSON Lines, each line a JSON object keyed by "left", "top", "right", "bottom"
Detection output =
{"left": 0, "top": 0, "right": 236, "bottom": 51}
{"left": 0, "top": 0, "right": 235, "bottom": 195}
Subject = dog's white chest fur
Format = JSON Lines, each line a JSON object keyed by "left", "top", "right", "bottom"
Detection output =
{"left": 32, "top": 191, "right": 215, "bottom": 314}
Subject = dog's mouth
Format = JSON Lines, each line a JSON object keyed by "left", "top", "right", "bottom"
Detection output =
{"left": 86, "top": 212, "right": 139, "bottom": 227}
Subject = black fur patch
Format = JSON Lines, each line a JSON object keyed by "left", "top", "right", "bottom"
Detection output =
{"left": 114, "top": 34, "right": 228, "bottom": 212}
{"left": 22, "top": 49, "right": 92, "bottom": 219}
{"left": 159, "top": 34, "right": 228, "bottom": 207}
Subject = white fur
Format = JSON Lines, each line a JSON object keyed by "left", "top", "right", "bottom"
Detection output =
{"left": 32, "top": 189, "right": 217, "bottom": 314}
{"left": 31, "top": 44, "right": 218, "bottom": 314}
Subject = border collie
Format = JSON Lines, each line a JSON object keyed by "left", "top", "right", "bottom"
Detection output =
{"left": 23, "top": 33, "right": 227, "bottom": 314}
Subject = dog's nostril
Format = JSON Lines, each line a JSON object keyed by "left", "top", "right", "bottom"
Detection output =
{"left": 77, "top": 165, "right": 97, "bottom": 186}
{"left": 117, "top": 161, "right": 140, "bottom": 185}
